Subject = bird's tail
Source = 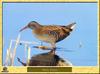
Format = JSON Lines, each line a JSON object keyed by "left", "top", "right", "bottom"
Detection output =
{"left": 66, "top": 22, "right": 76, "bottom": 31}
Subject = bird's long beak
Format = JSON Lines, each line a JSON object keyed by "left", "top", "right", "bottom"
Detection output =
{"left": 19, "top": 25, "right": 28, "bottom": 32}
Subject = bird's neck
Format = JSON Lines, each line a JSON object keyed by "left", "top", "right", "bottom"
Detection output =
{"left": 33, "top": 27, "right": 42, "bottom": 35}
{"left": 36, "top": 24, "right": 43, "bottom": 29}
{"left": 31, "top": 24, "right": 42, "bottom": 30}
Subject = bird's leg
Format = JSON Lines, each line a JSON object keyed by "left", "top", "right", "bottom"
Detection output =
{"left": 51, "top": 43, "right": 56, "bottom": 49}
{"left": 40, "top": 41, "right": 43, "bottom": 46}
{"left": 50, "top": 43, "right": 56, "bottom": 54}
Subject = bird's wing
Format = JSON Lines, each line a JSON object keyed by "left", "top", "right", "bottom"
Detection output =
{"left": 41, "top": 26, "right": 62, "bottom": 35}
{"left": 41, "top": 26, "right": 70, "bottom": 42}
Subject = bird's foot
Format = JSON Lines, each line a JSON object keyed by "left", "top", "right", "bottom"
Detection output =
{"left": 49, "top": 48, "right": 56, "bottom": 55}
{"left": 33, "top": 46, "right": 51, "bottom": 50}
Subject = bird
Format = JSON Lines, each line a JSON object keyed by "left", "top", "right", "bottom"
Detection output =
{"left": 20, "top": 21, "right": 76, "bottom": 51}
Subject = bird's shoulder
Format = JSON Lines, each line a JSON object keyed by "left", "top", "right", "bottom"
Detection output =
{"left": 41, "top": 25, "right": 64, "bottom": 31}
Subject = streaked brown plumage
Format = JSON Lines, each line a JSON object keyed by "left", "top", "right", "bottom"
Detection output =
{"left": 20, "top": 21, "right": 76, "bottom": 50}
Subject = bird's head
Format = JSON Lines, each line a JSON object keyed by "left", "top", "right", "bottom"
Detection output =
{"left": 19, "top": 21, "right": 42, "bottom": 32}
